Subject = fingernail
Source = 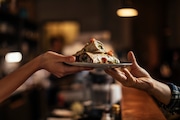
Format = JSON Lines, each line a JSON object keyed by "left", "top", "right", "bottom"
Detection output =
{"left": 69, "top": 56, "right": 75, "bottom": 62}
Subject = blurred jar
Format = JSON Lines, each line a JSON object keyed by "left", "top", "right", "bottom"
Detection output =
{"left": 87, "top": 69, "right": 113, "bottom": 110}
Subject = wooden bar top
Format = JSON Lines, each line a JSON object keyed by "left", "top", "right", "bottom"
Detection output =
{"left": 121, "top": 86, "right": 166, "bottom": 120}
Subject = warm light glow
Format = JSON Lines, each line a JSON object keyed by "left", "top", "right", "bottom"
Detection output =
{"left": 45, "top": 21, "right": 79, "bottom": 44}
{"left": 5, "top": 52, "right": 22, "bottom": 63}
{"left": 117, "top": 8, "right": 138, "bottom": 17}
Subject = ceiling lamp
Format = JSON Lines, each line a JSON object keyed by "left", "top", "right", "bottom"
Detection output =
{"left": 117, "top": 0, "right": 138, "bottom": 17}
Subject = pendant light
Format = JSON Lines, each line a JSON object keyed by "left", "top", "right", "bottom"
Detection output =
{"left": 116, "top": 0, "right": 138, "bottom": 17}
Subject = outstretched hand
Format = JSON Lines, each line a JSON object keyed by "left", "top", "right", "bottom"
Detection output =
{"left": 39, "top": 51, "right": 92, "bottom": 78}
{"left": 105, "top": 51, "right": 154, "bottom": 91}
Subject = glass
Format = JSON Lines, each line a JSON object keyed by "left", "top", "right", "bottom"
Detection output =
{"left": 88, "top": 69, "right": 113, "bottom": 110}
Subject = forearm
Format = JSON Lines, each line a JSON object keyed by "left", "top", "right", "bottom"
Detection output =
{"left": 0, "top": 51, "right": 89, "bottom": 103}
{"left": 0, "top": 55, "right": 41, "bottom": 102}
{"left": 148, "top": 79, "right": 171, "bottom": 105}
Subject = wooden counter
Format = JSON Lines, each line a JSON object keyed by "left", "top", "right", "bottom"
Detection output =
{"left": 121, "top": 86, "right": 166, "bottom": 120}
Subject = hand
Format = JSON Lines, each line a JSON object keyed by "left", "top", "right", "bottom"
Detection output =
{"left": 105, "top": 51, "right": 154, "bottom": 91}
{"left": 39, "top": 51, "right": 92, "bottom": 78}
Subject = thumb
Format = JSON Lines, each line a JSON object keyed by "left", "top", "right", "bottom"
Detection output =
{"left": 60, "top": 56, "right": 76, "bottom": 62}
{"left": 128, "top": 51, "right": 139, "bottom": 68}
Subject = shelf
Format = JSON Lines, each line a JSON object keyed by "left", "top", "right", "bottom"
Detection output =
{"left": 0, "top": 10, "right": 39, "bottom": 53}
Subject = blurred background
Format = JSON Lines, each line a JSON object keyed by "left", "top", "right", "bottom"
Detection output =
{"left": 0, "top": 0, "right": 180, "bottom": 120}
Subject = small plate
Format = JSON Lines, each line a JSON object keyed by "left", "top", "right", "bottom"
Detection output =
{"left": 65, "top": 62, "right": 132, "bottom": 69}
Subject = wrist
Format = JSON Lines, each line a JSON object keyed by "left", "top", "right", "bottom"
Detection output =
{"left": 131, "top": 77, "right": 155, "bottom": 95}
{"left": 37, "top": 51, "right": 51, "bottom": 70}
{"left": 31, "top": 54, "right": 43, "bottom": 71}
{"left": 146, "top": 79, "right": 157, "bottom": 95}
{"left": 146, "top": 79, "right": 171, "bottom": 105}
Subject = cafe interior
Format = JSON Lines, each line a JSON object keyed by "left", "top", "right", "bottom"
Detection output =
{"left": 0, "top": 0, "right": 180, "bottom": 120}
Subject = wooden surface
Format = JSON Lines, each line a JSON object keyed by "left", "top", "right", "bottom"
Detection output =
{"left": 121, "top": 86, "right": 166, "bottom": 120}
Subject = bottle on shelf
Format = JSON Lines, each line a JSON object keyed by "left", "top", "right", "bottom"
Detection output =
{"left": 111, "top": 104, "right": 121, "bottom": 120}
{"left": 101, "top": 110, "right": 111, "bottom": 120}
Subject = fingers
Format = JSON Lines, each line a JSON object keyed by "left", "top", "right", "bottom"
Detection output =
{"left": 54, "top": 65, "right": 92, "bottom": 78}
{"left": 122, "top": 68, "right": 134, "bottom": 81}
{"left": 105, "top": 68, "right": 127, "bottom": 81}
{"left": 61, "top": 66, "right": 92, "bottom": 77}
{"left": 105, "top": 68, "right": 120, "bottom": 77}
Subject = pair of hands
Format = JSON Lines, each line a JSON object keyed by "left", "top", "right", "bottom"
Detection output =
{"left": 39, "top": 51, "right": 171, "bottom": 105}
{"left": 42, "top": 51, "right": 154, "bottom": 91}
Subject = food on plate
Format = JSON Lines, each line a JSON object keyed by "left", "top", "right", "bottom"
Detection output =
{"left": 74, "top": 38, "right": 120, "bottom": 64}
{"left": 75, "top": 38, "right": 106, "bottom": 56}
{"left": 77, "top": 52, "right": 120, "bottom": 64}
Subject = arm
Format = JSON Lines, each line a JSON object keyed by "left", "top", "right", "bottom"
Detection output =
{"left": 0, "top": 51, "right": 91, "bottom": 102}
{"left": 148, "top": 79, "right": 171, "bottom": 105}
{"left": 105, "top": 51, "right": 171, "bottom": 105}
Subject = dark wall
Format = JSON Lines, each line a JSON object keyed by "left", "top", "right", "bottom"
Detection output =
{"left": 36, "top": 0, "right": 114, "bottom": 31}
{"left": 36, "top": 0, "right": 127, "bottom": 49}
{"left": 167, "top": 0, "right": 180, "bottom": 48}
{"left": 132, "top": 0, "right": 180, "bottom": 71}
{"left": 132, "top": 0, "right": 165, "bottom": 70}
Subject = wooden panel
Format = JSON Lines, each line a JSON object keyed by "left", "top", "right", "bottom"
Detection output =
{"left": 121, "top": 86, "right": 166, "bottom": 120}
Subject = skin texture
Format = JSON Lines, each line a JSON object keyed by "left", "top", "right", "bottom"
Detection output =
{"left": 0, "top": 51, "right": 91, "bottom": 103}
{"left": 105, "top": 51, "right": 171, "bottom": 105}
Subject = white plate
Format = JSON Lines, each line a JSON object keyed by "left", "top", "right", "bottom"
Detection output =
{"left": 65, "top": 62, "right": 132, "bottom": 69}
